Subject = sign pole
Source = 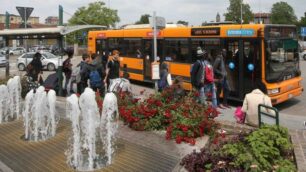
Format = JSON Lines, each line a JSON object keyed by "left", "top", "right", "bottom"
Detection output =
{"left": 153, "top": 11, "right": 158, "bottom": 92}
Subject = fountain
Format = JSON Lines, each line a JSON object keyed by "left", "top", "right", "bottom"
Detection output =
{"left": 22, "top": 86, "right": 58, "bottom": 141}
{"left": 109, "top": 78, "right": 131, "bottom": 92}
{"left": 100, "top": 92, "right": 119, "bottom": 165}
{"left": 7, "top": 76, "right": 22, "bottom": 120}
{"left": 66, "top": 88, "right": 119, "bottom": 171}
{"left": 0, "top": 85, "right": 10, "bottom": 123}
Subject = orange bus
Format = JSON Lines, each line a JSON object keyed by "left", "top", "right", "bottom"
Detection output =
{"left": 88, "top": 24, "right": 303, "bottom": 104}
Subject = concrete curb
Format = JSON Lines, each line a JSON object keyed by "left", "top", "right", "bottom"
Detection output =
{"left": 0, "top": 160, "right": 14, "bottom": 172}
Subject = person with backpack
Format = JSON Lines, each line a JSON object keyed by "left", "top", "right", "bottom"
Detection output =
{"left": 81, "top": 53, "right": 105, "bottom": 96}
{"left": 76, "top": 54, "right": 89, "bottom": 94}
{"left": 104, "top": 50, "right": 120, "bottom": 90}
{"left": 158, "top": 62, "right": 172, "bottom": 92}
{"left": 63, "top": 48, "right": 74, "bottom": 94}
{"left": 28, "top": 52, "right": 43, "bottom": 84}
{"left": 214, "top": 49, "right": 230, "bottom": 109}
{"left": 203, "top": 54, "right": 217, "bottom": 108}
{"left": 190, "top": 47, "right": 206, "bottom": 104}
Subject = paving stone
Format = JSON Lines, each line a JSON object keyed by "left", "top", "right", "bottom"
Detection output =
{"left": 0, "top": 119, "right": 180, "bottom": 172}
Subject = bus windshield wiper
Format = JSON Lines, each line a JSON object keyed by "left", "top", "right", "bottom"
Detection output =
{"left": 276, "top": 66, "right": 292, "bottom": 82}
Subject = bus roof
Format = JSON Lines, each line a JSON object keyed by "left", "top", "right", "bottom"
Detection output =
{"left": 88, "top": 24, "right": 297, "bottom": 39}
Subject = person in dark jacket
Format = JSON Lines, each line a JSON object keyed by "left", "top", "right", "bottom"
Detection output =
{"left": 158, "top": 62, "right": 171, "bottom": 92}
{"left": 63, "top": 48, "right": 74, "bottom": 92}
{"left": 104, "top": 50, "right": 120, "bottom": 90}
{"left": 190, "top": 47, "right": 207, "bottom": 104}
{"left": 81, "top": 54, "right": 105, "bottom": 96}
{"left": 213, "top": 49, "right": 230, "bottom": 108}
{"left": 28, "top": 52, "right": 43, "bottom": 84}
{"left": 77, "top": 53, "right": 88, "bottom": 94}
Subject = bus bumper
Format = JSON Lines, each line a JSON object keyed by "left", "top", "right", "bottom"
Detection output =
{"left": 270, "top": 87, "right": 303, "bottom": 105}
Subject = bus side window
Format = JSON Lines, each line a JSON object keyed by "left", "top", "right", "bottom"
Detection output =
{"left": 164, "top": 39, "right": 189, "bottom": 63}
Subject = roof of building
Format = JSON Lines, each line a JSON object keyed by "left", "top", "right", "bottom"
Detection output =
{"left": 0, "top": 23, "right": 57, "bottom": 30}
{"left": 254, "top": 13, "right": 271, "bottom": 18}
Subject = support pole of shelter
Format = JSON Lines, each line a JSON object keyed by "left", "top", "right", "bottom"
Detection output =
{"left": 57, "top": 4, "right": 64, "bottom": 96}
{"left": 153, "top": 11, "right": 158, "bottom": 93}
{"left": 5, "top": 37, "right": 9, "bottom": 78}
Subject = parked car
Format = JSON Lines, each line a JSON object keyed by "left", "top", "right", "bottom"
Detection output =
{"left": 10, "top": 47, "right": 26, "bottom": 55}
{"left": 300, "top": 50, "right": 306, "bottom": 60}
{"left": 17, "top": 52, "right": 60, "bottom": 71}
{"left": 0, "top": 47, "right": 12, "bottom": 55}
{"left": 37, "top": 46, "right": 51, "bottom": 53}
{"left": 29, "top": 45, "right": 39, "bottom": 52}
{"left": 0, "top": 54, "right": 8, "bottom": 67}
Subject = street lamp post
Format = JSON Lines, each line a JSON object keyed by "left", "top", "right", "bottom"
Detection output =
{"left": 240, "top": 0, "right": 243, "bottom": 24}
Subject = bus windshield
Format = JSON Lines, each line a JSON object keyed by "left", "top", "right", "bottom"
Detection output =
{"left": 265, "top": 38, "right": 299, "bottom": 82}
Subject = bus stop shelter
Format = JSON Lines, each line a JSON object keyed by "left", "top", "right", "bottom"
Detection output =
{"left": 0, "top": 25, "right": 106, "bottom": 96}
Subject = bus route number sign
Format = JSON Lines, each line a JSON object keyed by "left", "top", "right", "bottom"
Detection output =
{"left": 191, "top": 28, "right": 220, "bottom": 36}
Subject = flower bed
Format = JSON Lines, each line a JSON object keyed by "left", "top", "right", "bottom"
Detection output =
{"left": 180, "top": 125, "right": 296, "bottom": 171}
{"left": 117, "top": 86, "right": 220, "bottom": 145}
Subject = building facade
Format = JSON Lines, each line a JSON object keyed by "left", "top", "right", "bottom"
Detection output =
{"left": 253, "top": 13, "right": 271, "bottom": 24}
{"left": 45, "top": 16, "right": 59, "bottom": 25}
{"left": 0, "top": 14, "right": 39, "bottom": 25}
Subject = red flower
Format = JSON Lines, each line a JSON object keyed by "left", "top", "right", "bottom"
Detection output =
{"left": 213, "top": 138, "right": 219, "bottom": 144}
{"left": 194, "top": 91, "right": 200, "bottom": 97}
{"left": 155, "top": 100, "right": 162, "bottom": 107}
{"left": 181, "top": 126, "right": 189, "bottom": 132}
{"left": 175, "top": 135, "right": 182, "bottom": 144}
{"left": 221, "top": 132, "right": 226, "bottom": 139}
{"left": 164, "top": 110, "right": 172, "bottom": 118}
{"left": 132, "top": 98, "right": 140, "bottom": 104}
{"left": 189, "top": 138, "right": 196, "bottom": 145}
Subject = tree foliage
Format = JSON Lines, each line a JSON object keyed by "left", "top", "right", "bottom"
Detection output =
{"left": 177, "top": 20, "right": 188, "bottom": 26}
{"left": 270, "top": 1, "right": 297, "bottom": 24}
{"left": 296, "top": 14, "right": 306, "bottom": 32}
{"left": 66, "top": 1, "right": 120, "bottom": 44}
{"left": 68, "top": 1, "right": 120, "bottom": 27}
{"left": 224, "top": 0, "right": 253, "bottom": 24}
{"left": 135, "top": 14, "right": 151, "bottom": 24}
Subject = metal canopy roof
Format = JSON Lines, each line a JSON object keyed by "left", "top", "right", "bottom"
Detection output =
{"left": 0, "top": 25, "right": 106, "bottom": 39}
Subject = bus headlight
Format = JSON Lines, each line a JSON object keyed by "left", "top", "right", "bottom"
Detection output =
{"left": 267, "top": 88, "right": 280, "bottom": 95}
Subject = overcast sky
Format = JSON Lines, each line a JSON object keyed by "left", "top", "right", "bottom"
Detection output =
{"left": 1, "top": 0, "right": 304, "bottom": 26}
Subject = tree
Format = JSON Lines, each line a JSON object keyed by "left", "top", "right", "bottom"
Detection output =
{"left": 135, "top": 14, "right": 151, "bottom": 24}
{"left": 177, "top": 20, "right": 188, "bottom": 26}
{"left": 296, "top": 13, "right": 306, "bottom": 34}
{"left": 224, "top": 0, "right": 254, "bottom": 24}
{"left": 270, "top": 2, "right": 297, "bottom": 24}
{"left": 68, "top": 1, "right": 120, "bottom": 27}
{"left": 67, "top": 1, "right": 120, "bottom": 44}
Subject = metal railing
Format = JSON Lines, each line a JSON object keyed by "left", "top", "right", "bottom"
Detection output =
{"left": 258, "top": 104, "right": 279, "bottom": 127}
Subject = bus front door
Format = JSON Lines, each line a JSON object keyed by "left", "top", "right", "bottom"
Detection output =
{"left": 225, "top": 39, "right": 261, "bottom": 100}
{"left": 241, "top": 40, "right": 261, "bottom": 94}
{"left": 143, "top": 39, "right": 153, "bottom": 80}
{"left": 224, "top": 40, "right": 240, "bottom": 99}
{"left": 143, "top": 39, "right": 163, "bottom": 81}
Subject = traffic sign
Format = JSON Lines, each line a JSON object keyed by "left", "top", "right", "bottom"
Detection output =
{"left": 16, "top": 6, "right": 34, "bottom": 23}
{"left": 301, "top": 27, "right": 306, "bottom": 37}
{"left": 149, "top": 16, "right": 166, "bottom": 29}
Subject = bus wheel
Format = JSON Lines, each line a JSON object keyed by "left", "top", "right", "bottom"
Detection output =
{"left": 303, "top": 55, "right": 306, "bottom": 60}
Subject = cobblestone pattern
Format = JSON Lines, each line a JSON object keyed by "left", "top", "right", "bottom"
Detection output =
{"left": 289, "top": 130, "right": 306, "bottom": 172}
{"left": 0, "top": 119, "right": 179, "bottom": 172}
